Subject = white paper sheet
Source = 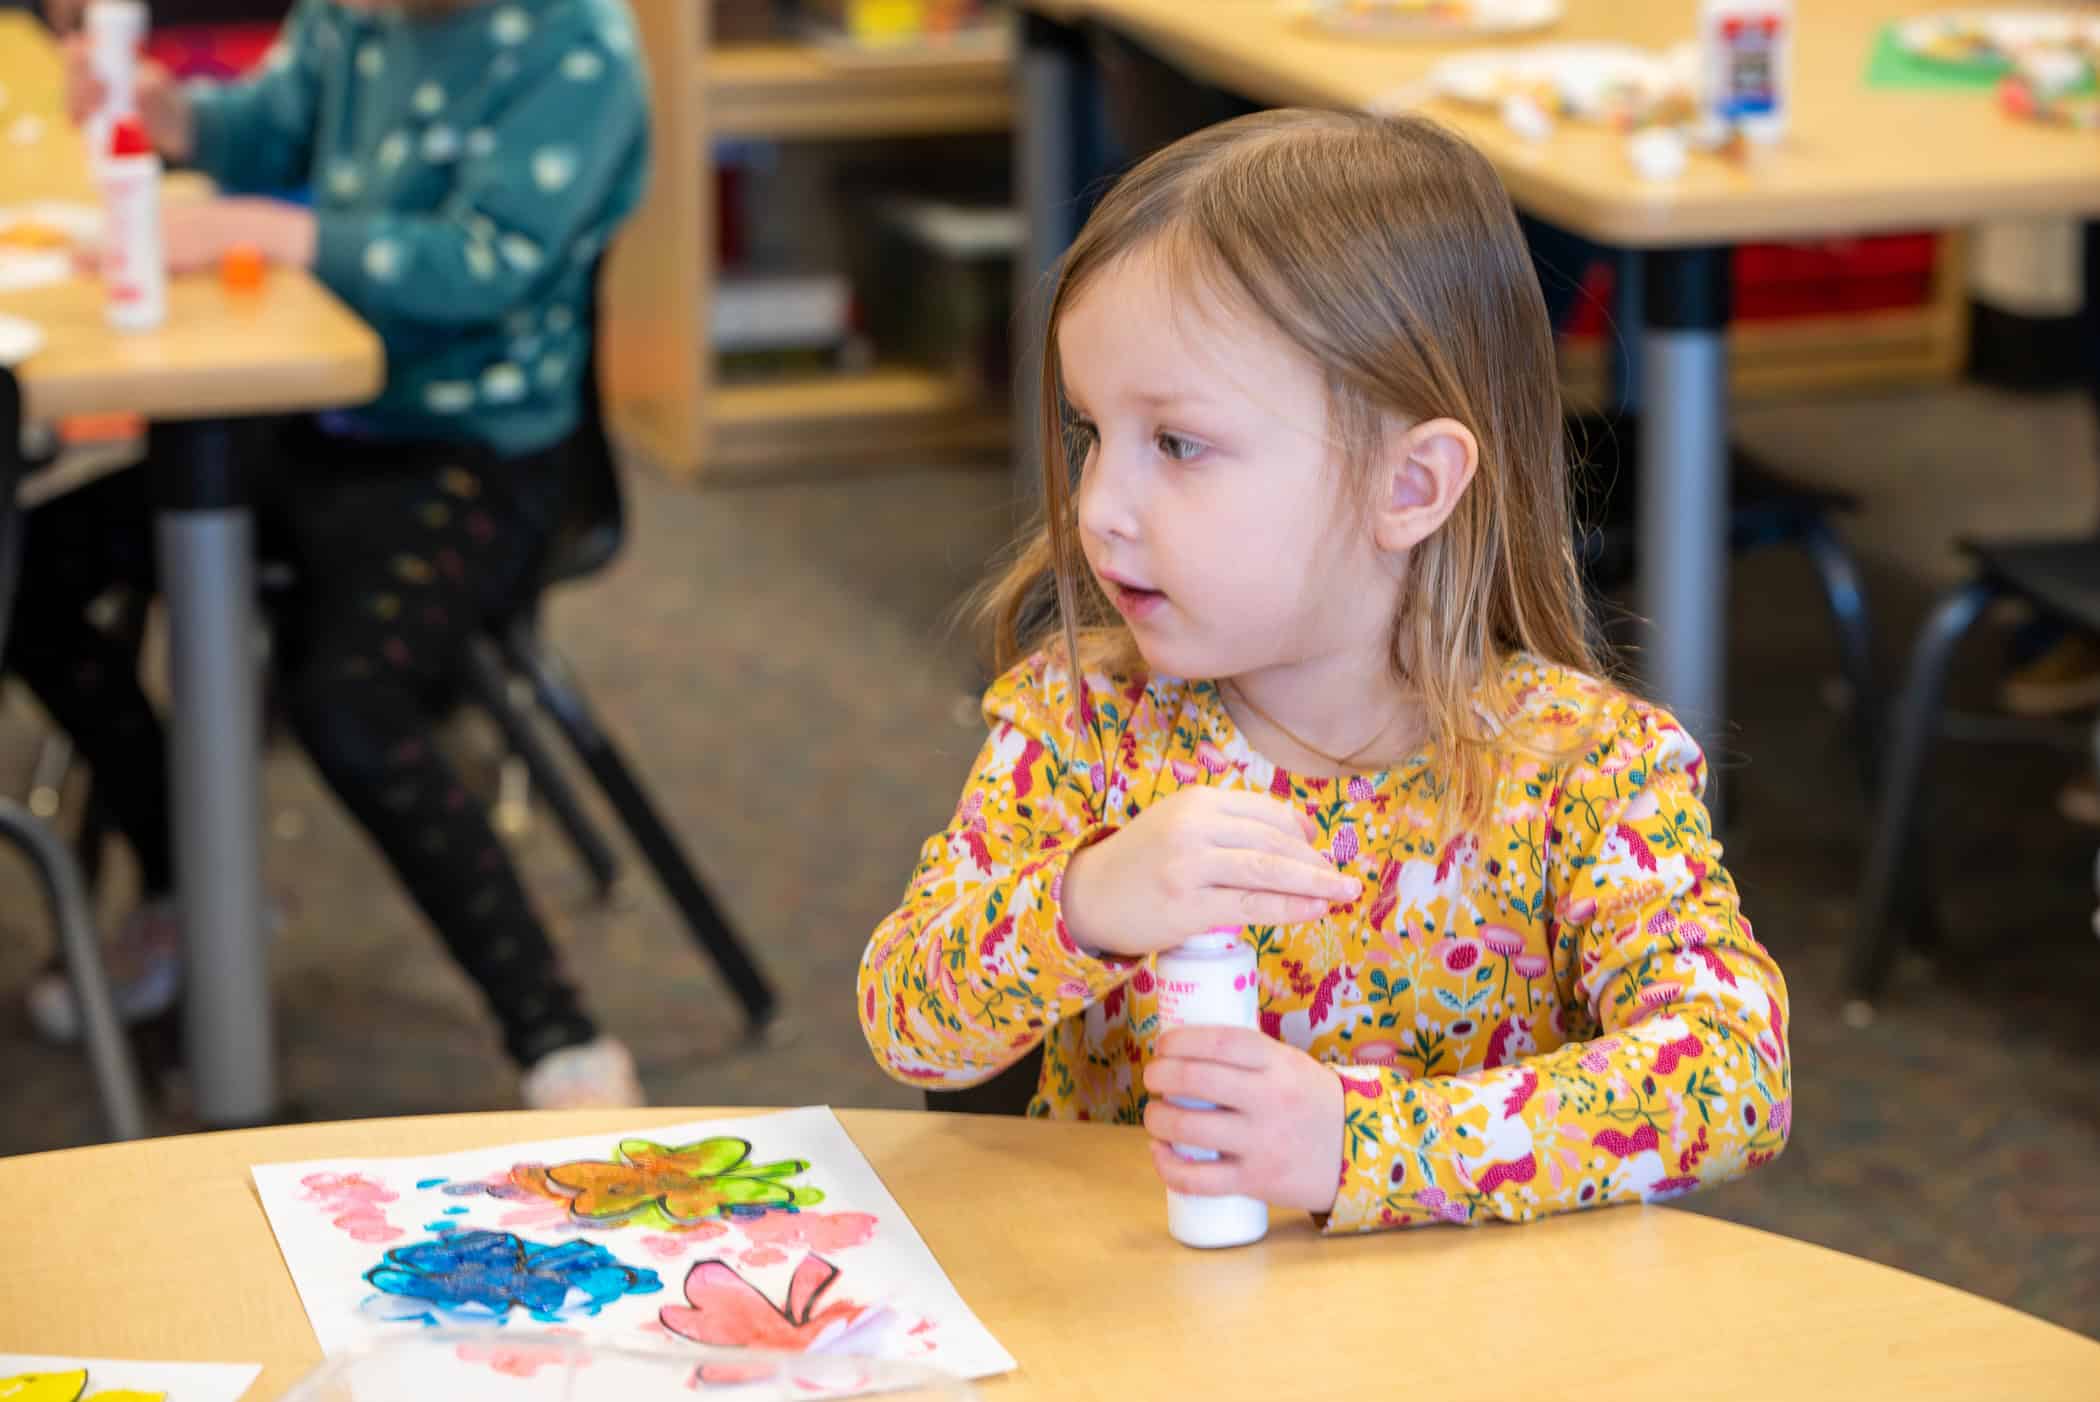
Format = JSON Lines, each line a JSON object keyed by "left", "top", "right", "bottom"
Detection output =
{"left": 0, "top": 250, "right": 70, "bottom": 293}
{"left": 249, "top": 1107, "right": 1013, "bottom": 1382}
{"left": 0, "top": 1355, "right": 262, "bottom": 1402}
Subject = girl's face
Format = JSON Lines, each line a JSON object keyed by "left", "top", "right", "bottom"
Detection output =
{"left": 1061, "top": 245, "right": 1403, "bottom": 695}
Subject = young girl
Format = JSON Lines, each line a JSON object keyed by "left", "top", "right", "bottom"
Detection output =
{"left": 859, "top": 109, "right": 1791, "bottom": 1231}
{"left": 34, "top": 0, "right": 651, "bottom": 1106}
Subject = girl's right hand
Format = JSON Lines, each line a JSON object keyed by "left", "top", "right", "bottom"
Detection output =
{"left": 62, "top": 37, "right": 193, "bottom": 161}
{"left": 1060, "top": 787, "right": 1361, "bottom": 959}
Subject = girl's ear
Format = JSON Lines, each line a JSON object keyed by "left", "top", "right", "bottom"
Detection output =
{"left": 1371, "top": 417, "right": 1479, "bottom": 554}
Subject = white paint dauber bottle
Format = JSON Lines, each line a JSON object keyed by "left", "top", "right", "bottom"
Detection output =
{"left": 1155, "top": 926, "right": 1268, "bottom": 1249}
{"left": 97, "top": 115, "right": 166, "bottom": 331}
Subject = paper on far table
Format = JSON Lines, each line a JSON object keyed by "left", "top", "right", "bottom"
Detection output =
{"left": 0, "top": 250, "right": 69, "bottom": 293}
{"left": 0, "top": 1355, "right": 262, "bottom": 1402}
{"left": 0, "top": 314, "right": 44, "bottom": 367}
{"left": 0, "top": 201, "right": 101, "bottom": 295}
{"left": 249, "top": 1106, "right": 1015, "bottom": 1382}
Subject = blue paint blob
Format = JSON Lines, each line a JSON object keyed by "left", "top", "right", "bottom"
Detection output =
{"left": 366, "top": 1229, "right": 661, "bottom": 1321}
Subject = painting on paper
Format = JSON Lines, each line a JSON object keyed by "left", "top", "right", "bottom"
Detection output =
{"left": 0, "top": 1356, "right": 260, "bottom": 1402}
{"left": 249, "top": 1106, "right": 1014, "bottom": 1381}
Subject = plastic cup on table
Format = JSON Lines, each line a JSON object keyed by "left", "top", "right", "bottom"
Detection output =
{"left": 279, "top": 1330, "right": 978, "bottom": 1402}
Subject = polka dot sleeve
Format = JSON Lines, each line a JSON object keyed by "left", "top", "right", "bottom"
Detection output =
{"left": 185, "top": 0, "right": 327, "bottom": 194}
{"left": 309, "top": 28, "right": 646, "bottom": 328}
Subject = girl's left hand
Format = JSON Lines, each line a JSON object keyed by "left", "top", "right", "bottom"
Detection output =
{"left": 161, "top": 198, "right": 316, "bottom": 275}
{"left": 1141, "top": 1026, "right": 1345, "bottom": 1215}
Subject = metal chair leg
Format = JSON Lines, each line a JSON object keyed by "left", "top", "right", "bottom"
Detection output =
{"left": 3, "top": 368, "right": 146, "bottom": 1140}
{"left": 461, "top": 638, "right": 622, "bottom": 897}
{"left": 0, "top": 798, "right": 149, "bottom": 1140}
{"left": 1847, "top": 579, "right": 1996, "bottom": 1003}
{"left": 28, "top": 731, "right": 70, "bottom": 817}
{"left": 501, "top": 622, "right": 777, "bottom": 1031}
{"left": 1796, "top": 515, "right": 1882, "bottom": 793}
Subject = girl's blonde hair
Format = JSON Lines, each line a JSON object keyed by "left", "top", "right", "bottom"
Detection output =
{"left": 980, "top": 108, "right": 1601, "bottom": 826}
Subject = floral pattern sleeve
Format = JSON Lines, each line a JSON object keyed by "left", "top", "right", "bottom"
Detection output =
{"left": 858, "top": 656, "right": 1137, "bottom": 1089}
{"left": 1326, "top": 699, "right": 1791, "bottom": 1231}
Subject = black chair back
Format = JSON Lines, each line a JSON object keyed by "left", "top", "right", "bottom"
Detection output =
{"left": 540, "top": 261, "right": 625, "bottom": 590}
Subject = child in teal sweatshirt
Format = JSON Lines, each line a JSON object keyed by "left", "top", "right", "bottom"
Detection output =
{"left": 19, "top": 0, "right": 651, "bottom": 1106}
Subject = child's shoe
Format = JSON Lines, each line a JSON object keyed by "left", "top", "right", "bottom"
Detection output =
{"left": 521, "top": 1036, "right": 646, "bottom": 1109}
{"left": 24, "top": 899, "right": 181, "bottom": 1044}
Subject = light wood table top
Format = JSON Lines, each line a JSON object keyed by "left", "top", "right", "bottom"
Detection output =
{"left": 0, "top": 13, "right": 382, "bottom": 421}
{"left": 1027, "top": 0, "right": 2100, "bottom": 246}
{"left": 4, "top": 1107, "right": 2098, "bottom": 1400}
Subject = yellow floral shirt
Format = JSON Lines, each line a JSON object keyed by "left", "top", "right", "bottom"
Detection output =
{"left": 859, "top": 652, "right": 1791, "bottom": 1232}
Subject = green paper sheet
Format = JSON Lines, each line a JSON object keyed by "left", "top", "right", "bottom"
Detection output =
{"left": 1864, "top": 21, "right": 2096, "bottom": 93}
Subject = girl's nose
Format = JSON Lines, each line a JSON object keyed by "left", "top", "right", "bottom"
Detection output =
{"left": 1076, "top": 438, "right": 1140, "bottom": 545}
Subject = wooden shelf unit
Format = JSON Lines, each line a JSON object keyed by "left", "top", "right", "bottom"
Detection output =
{"left": 604, "top": 6, "right": 1968, "bottom": 484}
{"left": 708, "top": 41, "right": 1015, "bottom": 140}
{"left": 711, "top": 366, "right": 1010, "bottom": 478}
{"left": 602, "top": 2, "right": 1015, "bottom": 483}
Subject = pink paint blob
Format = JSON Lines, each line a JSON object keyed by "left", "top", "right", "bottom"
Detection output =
{"left": 640, "top": 1235, "right": 685, "bottom": 1261}
{"left": 302, "top": 1171, "right": 395, "bottom": 1202}
{"left": 635, "top": 1222, "right": 730, "bottom": 1261}
{"left": 338, "top": 1216, "right": 402, "bottom": 1244}
{"left": 300, "top": 1172, "right": 404, "bottom": 1243}
{"left": 740, "top": 1246, "right": 789, "bottom": 1267}
{"left": 738, "top": 1211, "right": 880, "bottom": 1253}
{"left": 697, "top": 1362, "right": 778, "bottom": 1387}
{"left": 456, "top": 1329, "right": 589, "bottom": 1378}
{"left": 498, "top": 1199, "right": 583, "bottom": 1233}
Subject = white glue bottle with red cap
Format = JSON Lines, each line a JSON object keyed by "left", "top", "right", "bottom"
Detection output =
{"left": 84, "top": 0, "right": 149, "bottom": 167}
{"left": 98, "top": 115, "right": 166, "bottom": 331}
{"left": 1700, "top": 0, "right": 1792, "bottom": 146}
{"left": 1154, "top": 926, "right": 1268, "bottom": 1248}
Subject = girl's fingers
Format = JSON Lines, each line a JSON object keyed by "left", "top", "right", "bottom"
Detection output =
{"left": 1142, "top": 1098, "right": 1251, "bottom": 1157}
{"left": 1209, "top": 789, "right": 1322, "bottom": 843}
{"left": 1143, "top": 1054, "right": 1260, "bottom": 1109}
{"left": 1209, "top": 890, "right": 1334, "bottom": 927}
{"left": 1212, "top": 816, "right": 1330, "bottom": 863}
{"left": 1210, "top": 848, "right": 1360, "bottom": 903}
{"left": 65, "top": 63, "right": 106, "bottom": 124}
{"left": 1148, "top": 1139, "right": 1251, "bottom": 1199}
{"left": 1153, "top": 1025, "right": 1281, "bottom": 1071}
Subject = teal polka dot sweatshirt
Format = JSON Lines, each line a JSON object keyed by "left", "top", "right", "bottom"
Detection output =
{"left": 186, "top": 0, "right": 649, "bottom": 457}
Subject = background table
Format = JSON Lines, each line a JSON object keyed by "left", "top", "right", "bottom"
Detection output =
{"left": 1013, "top": 0, "right": 2100, "bottom": 772}
{"left": 3, "top": 1108, "right": 2098, "bottom": 1400}
{"left": 1, "top": 13, "right": 383, "bottom": 1127}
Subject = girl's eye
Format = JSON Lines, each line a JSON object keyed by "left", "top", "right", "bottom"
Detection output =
{"left": 1155, "top": 431, "right": 1204, "bottom": 463}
